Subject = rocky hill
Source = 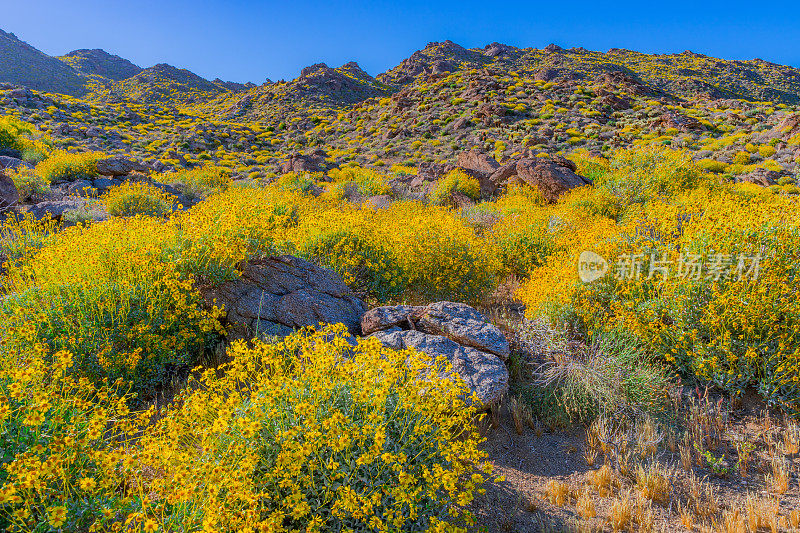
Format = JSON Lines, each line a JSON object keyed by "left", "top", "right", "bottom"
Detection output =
{"left": 58, "top": 48, "right": 143, "bottom": 80}
{"left": 0, "top": 29, "right": 87, "bottom": 96}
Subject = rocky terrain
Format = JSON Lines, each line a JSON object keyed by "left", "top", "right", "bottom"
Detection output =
{"left": 1, "top": 28, "right": 800, "bottom": 533}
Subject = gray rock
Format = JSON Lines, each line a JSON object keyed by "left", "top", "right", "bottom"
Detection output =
{"left": 0, "top": 170, "right": 19, "bottom": 210}
{"left": 68, "top": 179, "right": 95, "bottom": 197}
{"left": 92, "top": 177, "right": 120, "bottom": 193}
{"left": 201, "top": 255, "right": 367, "bottom": 339}
{"left": 417, "top": 301, "right": 510, "bottom": 360}
{"left": 371, "top": 329, "right": 509, "bottom": 405}
{"left": 514, "top": 156, "right": 592, "bottom": 202}
{"left": 364, "top": 194, "right": 391, "bottom": 209}
{"left": 361, "top": 305, "right": 420, "bottom": 335}
{"left": 96, "top": 157, "right": 148, "bottom": 177}
{"left": 25, "top": 198, "right": 86, "bottom": 220}
{"left": 0, "top": 156, "right": 32, "bottom": 171}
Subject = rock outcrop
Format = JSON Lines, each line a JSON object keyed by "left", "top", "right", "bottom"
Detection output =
{"left": 202, "top": 255, "right": 366, "bottom": 339}
{"left": 363, "top": 302, "right": 509, "bottom": 405}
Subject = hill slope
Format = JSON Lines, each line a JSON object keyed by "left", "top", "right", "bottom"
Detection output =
{"left": 0, "top": 29, "right": 87, "bottom": 95}
{"left": 58, "top": 48, "right": 143, "bottom": 80}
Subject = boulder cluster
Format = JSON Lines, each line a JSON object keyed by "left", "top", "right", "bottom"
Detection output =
{"left": 202, "top": 256, "right": 511, "bottom": 406}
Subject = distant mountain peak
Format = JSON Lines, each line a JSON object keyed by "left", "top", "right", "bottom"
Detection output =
{"left": 59, "top": 48, "right": 142, "bottom": 80}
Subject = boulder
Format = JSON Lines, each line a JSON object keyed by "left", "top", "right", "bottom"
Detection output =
{"left": 365, "top": 301, "right": 511, "bottom": 405}
{"left": 0, "top": 156, "right": 32, "bottom": 171}
{"left": 24, "top": 198, "right": 86, "bottom": 220}
{"left": 68, "top": 179, "right": 95, "bottom": 196}
{"left": 202, "top": 255, "right": 366, "bottom": 339}
{"left": 0, "top": 170, "right": 19, "bottom": 210}
{"left": 737, "top": 167, "right": 780, "bottom": 187}
{"left": 281, "top": 149, "right": 326, "bottom": 174}
{"left": 514, "top": 156, "right": 592, "bottom": 202}
{"left": 416, "top": 301, "right": 510, "bottom": 360}
{"left": 371, "top": 329, "right": 508, "bottom": 406}
{"left": 364, "top": 194, "right": 391, "bottom": 209}
{"left": 96, "top": 157, "right": 149, "bottom": 176}
{"left": 457, "top": 149, "right": 500, "bottom": 175}
{"left": 361, "top": 305, "right": 420, "bottom": 335}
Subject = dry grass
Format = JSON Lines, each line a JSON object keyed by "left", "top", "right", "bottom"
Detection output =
{"left": 545, "top": 479, "right": 572, "bottom": 507}
{"left": 635, "top": 463, "right": 672, "bottom": 504}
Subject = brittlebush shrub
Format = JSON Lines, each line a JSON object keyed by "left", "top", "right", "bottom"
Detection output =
{"left": 35, "top": 149, "right": 102, "bottom": 182}
{"left": 104, "top": 182, "right": 177, "bottom": 217}
{"left": 160, "top": 164, "right": 230, "bottom": 201}
{"left": 4, "top": 167, "right": 50, "bottom": 202}
{"left": 1, "top": 217, "right": 224, "bottom": 399}
{"left": 0, "top": 116, "right": 32, "bottom": 152}
{"left": 517, "top": 181, "right": 800, "bottom": 413}
{"left": 130, "top": 326, "right": 489, "bottom": 531}
{"left": 327, "top": 165, "right": 391, "bottom": 197}
{"left": 429, "top": 169, "right": 481, "bottom": 206}
{"left": 0, "top": 327, "right": 490, "bottom": 532}
{"left": 0, "top": 344, "right": 139, "bottom": 533}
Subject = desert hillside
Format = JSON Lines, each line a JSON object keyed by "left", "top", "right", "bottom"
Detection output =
{"left": 0, "top": 26, "right": 799, "bottom": 533}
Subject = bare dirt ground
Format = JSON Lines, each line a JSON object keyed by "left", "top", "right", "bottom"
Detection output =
{"left": 471, "top": 394, "right": 800, "bottom": 532}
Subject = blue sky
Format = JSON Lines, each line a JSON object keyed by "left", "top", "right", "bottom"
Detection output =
{"left": 4, "top": 0, "right": 800, "bottom": 83}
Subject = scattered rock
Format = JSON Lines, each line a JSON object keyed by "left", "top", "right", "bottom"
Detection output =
{"left": 281, "top": 148, "right": 329, "bottom": 174}
{"left": 514, "top": 156, "right": 592, "bottom": 202}
{"left": 361, "top": 305, "right": 420, "bottom": 335}
{"left": 416, "top": 301, "right": 510, "bottom": 360}
{"left": 737, "top": 167, "right": 781, "bottom": 187}
{"left": 24, "top": 198, "right": 86, "bottom": 220}
{"left": 202, "top": 255, "right": 367, "bottom": 339}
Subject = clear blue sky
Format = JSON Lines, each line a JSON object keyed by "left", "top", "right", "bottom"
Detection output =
{"left": 4, "top": 0, "right": 800, "bottom": 83}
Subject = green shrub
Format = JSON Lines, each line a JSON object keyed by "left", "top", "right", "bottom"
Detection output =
{"left": 6, "top": 166, "right": 50, "bottom": 201}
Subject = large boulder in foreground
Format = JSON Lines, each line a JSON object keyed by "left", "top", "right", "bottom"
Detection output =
{"left": 372, "top": 329, "right": 509, "bottom": 406}
{"left": 202, "top": 255, "right": 366, "bottom": 339}
{"left": 363, "top": 301, "right": 510, "bottom": 405}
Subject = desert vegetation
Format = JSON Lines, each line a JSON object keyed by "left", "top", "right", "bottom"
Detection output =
{"left": 0, "top": 31, "right": 799, "bottom": 533}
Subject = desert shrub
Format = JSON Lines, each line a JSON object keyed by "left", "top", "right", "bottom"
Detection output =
{"left": 1, "top": 217, "right": 224, "bottom": 399}
{"left": 490, "top": 210, "right": 556, "bottom": 277}
{"left": 160, "top": 164, "right": 230, "bottom": 201}
{"left": 369, "top": 201, "right": 499, "bottom": 303}
{"left": 0, "top": 346, "right": 136, "bottom": 532}
{"left": 104, "top": 182, "right": 177, "bottom": 217}
{"left": 328, "top": 165, "right": 391, "bottom": 197}
{"left": 0, "top": 326, "right": 489, "bottom": 532}
{"left": 697, "top": 158, "right": 727, "bottom": 173}
{"left": 516, "top": 325, "right": 675, "bottom": 426}
{"left": 429, "top": 168, "right": 481, "bottom": 206}
{"left": 127, "top": 325, "right": 490, "bottom": 531}
{"left": 0, "top": 213, "right": 59, "bottom": 262}
{"left": 298, "top": 224, "right": 404, "bottom": 302}
{"left": 175, "top": 186, "right": 300, "bottom": 282}
{"left": 0, "top": 116, "right": 32, "bottom": 152}
{"left": 35, "top": 149, "right": 102, "bottom": 182}
{"left": 274, "top": 171, "right": 318, "bottom": 193}
{"left": 4, "top": 166, "right": 50, "bottom": 202}
{"left": 518, "top": 184, "right": 800, "bottom": 413}
{"left": 595, "top": 146, "right": 708, "bottom": 211}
